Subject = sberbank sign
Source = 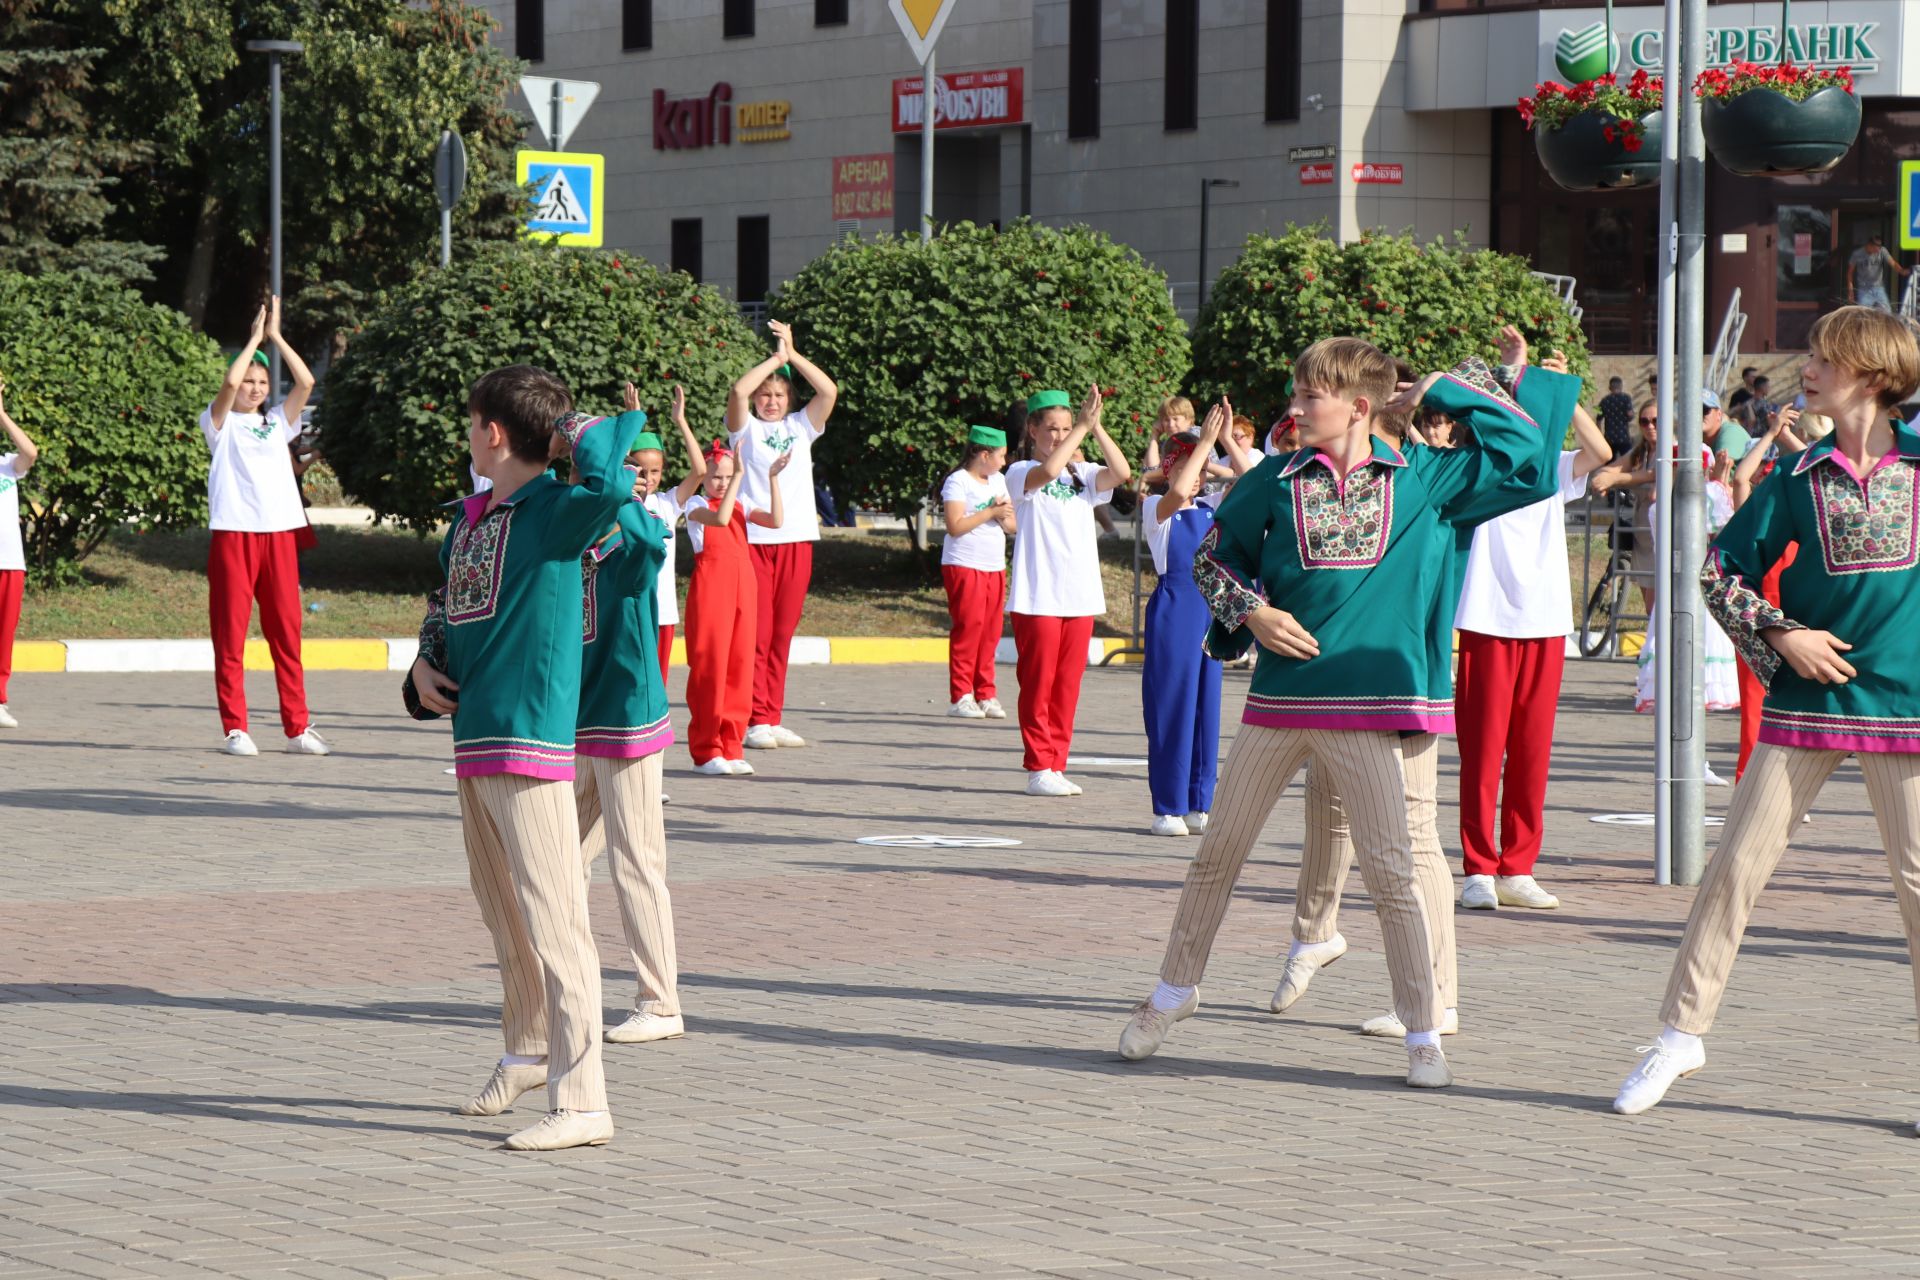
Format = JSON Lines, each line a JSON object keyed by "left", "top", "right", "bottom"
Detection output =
{"left": 1552, "top": 22, "right": 1880, "bottom": 81}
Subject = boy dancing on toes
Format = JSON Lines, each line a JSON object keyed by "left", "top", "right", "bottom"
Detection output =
{"left": 1273, "top": 338, "right": 1602, "bottom": 1038}
{"left": 1114, "top": 339, "right": 1543, "bottom": 1089}
{"left": 407, "top": 365, "right": 644, "bottom": 1151}
{"left": 1614, "top": 308, "right": 1920, "bottom": 1118}
{"left": 576, "top": 387, "right": 684, "bottom": 1047}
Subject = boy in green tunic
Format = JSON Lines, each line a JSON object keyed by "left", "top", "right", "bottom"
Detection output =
{"left": 408, "top": 364, "right": 644, "bottom": 1151}
{"left": 574, "top": 392, "right": 684, "bottom": 1048}
{"left": 1114, "top": 336, "right": 1542, "bottom": 1089}
{"left": 1615, "top": 307, "right": 1920, "bottom": 1118}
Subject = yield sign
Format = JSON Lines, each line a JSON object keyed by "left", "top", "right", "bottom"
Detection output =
{"left": 520, "top": 76, "right": 601, "bottom": 151}
{"left": 888, "top": 0, "right": 959, "bottom": 66}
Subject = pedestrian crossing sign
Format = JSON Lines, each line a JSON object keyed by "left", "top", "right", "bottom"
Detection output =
{"left": 1902, "top": 160, "right": 1920, "bottom": 252}
{"left": 517, "top": 150, "right": 604, "bottom": 248}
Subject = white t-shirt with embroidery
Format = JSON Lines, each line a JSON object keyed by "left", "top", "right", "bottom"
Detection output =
{"left": 1005, "top": 460, "right": 1112, "bottom": 617}
{"left": 939, "top": 468, "right": 1011, "bottom": 572}
{"left": 1454, "top": 451, "right": 1588, "bottom": 639}
{"left": 200, "top": 402, "right": 305, "bottom": 533}
{"left": 0, "top": 453, "right": 23, "bottom": 572}
{"left": 644, "top": 491, "right": 681, "bottom": 626}
{"left": 730, "top": 409, "right": 821, "bottom": 545}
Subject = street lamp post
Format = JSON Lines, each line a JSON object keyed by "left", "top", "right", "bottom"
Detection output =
{"left": 1197, "top": 178, "right": 1240, "bottom": 313}
{"left": 245, "top": 39, "right": 304, "bottom": 398}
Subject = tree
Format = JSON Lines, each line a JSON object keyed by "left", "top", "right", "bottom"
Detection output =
{"left": 765, "top": 220, "right": 1191, "bottom": 521}
{"left": 1190, "top": 225, "right": 1593, "bottom": 424}
{"left": 0, "top": 0, "right": 161, "bottom": 282}
{"left": 317, "top": 241, "right": 759, "bottom": 532}
{"left": 66, "top": 0, "right": 526, "bottom": 347}
{"left": 0, "top": 271, "right": 225, "bottom": 575}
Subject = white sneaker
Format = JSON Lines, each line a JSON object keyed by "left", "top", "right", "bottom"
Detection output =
{"left": 503, "top": 1108, "right": 613, "bottom": 1151}
{"left": 768, "top": 724, "right": 806, "bottom": 747}
{"left": 1026, "top": 770, "right": 1074, "bottom": 797}
{"left": 1459, "top": 874, "right": 1497, "bottom": 909}
{"left": 726, "top": 757, "right": 754, "bottom": 776}
{"left": 222, "top": 729, "right": 259, "bottom": 757}
{"left": 286, "top": 727, "right": 331, "bottom": 755}
{"left": 1495, "top": 874, "right": 1560, "bottom": 909}
{"left": 1359, "top": 1008, "right": 1460, "bottom": 1038}
{"left": 743, "top": 724, "right": 779, "bottom": 750}
{"left": 604, "top": 1011, "right": 685, "bottom": 1044}
{"left": 1704, "top": 765, "right": 1731, "bottom": 787}
{"left": 0, "top": 703, "right": 16, "bottom": 729}
{"left": 1059, "top": 775, "right": 1083, "bottom": 796}
{"left": 1186, "top": 811, "right": 1209, "bottom": 834}
{"left": 693, "top": 758, "right": 733, "bottom": 776}
{"left": 1118, "top": 988, "right": 1199, "bottom": 1061}
{"left": 1269, "top": 935, "right": 1348, "bottom": 1013}
{"left": 1613, "top": 1038, "right": 1707, "bottom": 1115}
{"left": 1149, "top": 814, "right": 1190, "bottom": 837}
{"left": 979, "top": 697, "right": 1007, "bottom": 719}
{"left": 1406, "top": 1043, "right": 1454, "bottom": 1088}
{"left": 949, "top": 696, "right": 987, "bottom": 719}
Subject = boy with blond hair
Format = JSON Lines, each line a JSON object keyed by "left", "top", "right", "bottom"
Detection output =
{"left": 1614, "top": 307, "right": 1920, "bottom": 1117}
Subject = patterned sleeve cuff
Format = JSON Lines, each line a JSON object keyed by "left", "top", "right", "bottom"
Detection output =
{"left": 417, "top": 589, "right": 449, "bottom": 672}
{"left": 1699, "top": 551, "right": 1802, "bottom": 688}
{"left": 553, "top": 410, "right": 596, "bottom": 455}
{"left": 1193, "top": 523, "right": 1266, "bottom": 634}
{"left": 1441, "top": 356, "right": 1530, "bottom": 422}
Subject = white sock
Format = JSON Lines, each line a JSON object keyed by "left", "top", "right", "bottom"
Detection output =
{"left": 1150, "top": 982, "right": 1195, "bottom": 1012}
{"left": 1445, "top": 1007, "right": 1457, "bottom": 1023}
{"left": 501, "top": 1053, "right": 546, "bottom": 1067}
{"left": 1656, "top": 1026, "right": 1702, "bottom": 1054}
{"left": 1288, "top": 935, "right": 1343, "bottom": 962}
{"left": 1406, "top": 1029, "right": 1441, "bottom": 1049}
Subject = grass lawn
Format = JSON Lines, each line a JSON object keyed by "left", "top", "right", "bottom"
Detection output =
{"left": 19, "top": 525, "right": 1154, "bottom": 640}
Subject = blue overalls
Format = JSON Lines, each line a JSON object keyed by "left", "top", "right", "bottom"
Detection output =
{"left": 1142, "top": 499, "right": 1223, "bottom": 818}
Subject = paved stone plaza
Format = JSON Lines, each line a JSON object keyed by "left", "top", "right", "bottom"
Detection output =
{"left": 3, "top": 660, "right": 1919, "bottom": 1279}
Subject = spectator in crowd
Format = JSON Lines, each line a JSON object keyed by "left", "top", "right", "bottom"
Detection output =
{"left": 1749, "top": 375, "right": 1776, "bottom": 432}
{"left": 1596, "top": 376, "right": 1635, "bottom": 459}
{"left": 1727, "top": 366, "right": 1759, "bottom": 416}
{"left": 1702, "top": 389, "right": 1750, "bottom": 462}
{"left": 1848, "top": 234, "right": 1907, "bottom": 312}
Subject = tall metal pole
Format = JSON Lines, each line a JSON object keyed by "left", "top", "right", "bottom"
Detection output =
{"left": 1652, "top": 0, "right": 1680, "bottom": 885}
{"left": 1198, "top": 179, "right": 1211, "bottom": 311}
{"left": 1672, "top": 0, "right": 1710, "bottom": 884}
{"left": 550, "top": 81, "right": 563, "bottom": 155}
{"left": 267, "top": 50, "right": 285, "bottom": 399}
{"left": 920, "top": 53, "right": 936, "bottom": 242}
{"left": 441, "top": 207, "right": 453, "bottom": 268}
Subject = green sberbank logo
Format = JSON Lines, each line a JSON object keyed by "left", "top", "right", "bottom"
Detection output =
{"left": 1554, "top": 22, "right": 1618, "bottom": 83}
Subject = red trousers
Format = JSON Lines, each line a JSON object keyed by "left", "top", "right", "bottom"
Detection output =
{"left": 1011, "top": 612, "right": 1094, "bottom": 772}
{"left": 750, "top": 541, "right": 813, "bottom": 728}
{"left": 0, "top": 568, "right": 21, "bottom": 703}
{"left": 942, "top": 565, "right": 1003, "bottom": 703}
{"left": 1736, "top": 542, "right": 1798, "bottom": 780}
{"left": 685, "top": 530, "right": 756, "bottom": 764}
{"left": 208, "top": 529, "right": 309, "bottom": 737}
{"left": 657, "top": 624, "right": 675, "bottom": 683}
{"left": 1455, "top": 629, "right": 1564, "bottom": 878}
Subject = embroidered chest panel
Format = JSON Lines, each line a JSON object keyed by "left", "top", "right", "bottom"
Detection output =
{"left": 1810, "top": 462, "right": 1920, "bottom": 575}
{"left": 581, "top": 552, "right": 603, "bottom": 644}
{"left": 1291, "top": 466, "right": 1393, "bottom": 570}
{"left": 446, "top": 508, "right": 512, "bottom": 625}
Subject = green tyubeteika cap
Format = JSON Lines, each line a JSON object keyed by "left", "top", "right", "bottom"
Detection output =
{"left": 1025, "top": 389, "right": 1071, "bottom": 414}
{"left": 630, "top": 431, "right": 665, "bottom": 453}
{"left": 967, "top": 425, "right": 1006, "bottom": 448}
{"left": 250, "top": 351, "right": 270, "bottom": 369}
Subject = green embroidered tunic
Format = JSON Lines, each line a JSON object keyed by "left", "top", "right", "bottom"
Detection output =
{"left": 1194, "top": 360, "right": 1543, "bottom": 732}
{"left": 415, "top": 409, "right": 646, "bottom": 779}
{"left": 577, "top": 496, "right": 674, "bottom": 759}
{"left": 1702, "top": 423, "right": 1920, "bottom": 752}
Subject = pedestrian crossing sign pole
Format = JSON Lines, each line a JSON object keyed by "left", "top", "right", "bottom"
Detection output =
{"left": 516, "top": 150, "right": 604, "bottom": 248}
{"left": 1901, "top": 160, "right": 1920, "bottom": 252}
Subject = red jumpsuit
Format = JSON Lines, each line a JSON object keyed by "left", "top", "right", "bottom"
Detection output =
{"left": 683, "top": 500, "right": 756, "bottom": 765}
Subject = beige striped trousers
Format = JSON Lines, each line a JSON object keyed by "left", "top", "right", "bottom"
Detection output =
{"left": 576, "top": 753, "right": 680, "bottom": 1017}
{"left": 459, "top": 773, "right": 608, "bottom": 1113}
{"left": 1664, "top": 743, "right": 1920, "bottom": 1034}
{"left": 1161, "top": 725, "right": 1443, "bottom": 1034}
{"left": 1290, "top": 736, "right": 1459, "bottom": 1007}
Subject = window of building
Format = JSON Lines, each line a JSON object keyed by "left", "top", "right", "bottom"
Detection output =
{"left": 737, "top": 216, "right": 771, "bottom": 303}
{"left": 1265, "top": 0, "right": 1301, "bottom": 123}
{"left": 623, "top": 0, "right": 651, "bottom": 50}
{"left": 516, "top": 0, "right": 543, "bottom": 62}
{"left": 672, "top": 219, "right": 703, "bottom": 281}
{"left": 815, "top": 0, "right": 848, "bottom": 26}
{"left": 724, "top": 0, "right": 754, "bottom": 39}
{"left": 1165, "top": 0, "right": 1199, "bottom": 132}
{"left": 1068, "top": 0, "right": 1100, "bottom": 140}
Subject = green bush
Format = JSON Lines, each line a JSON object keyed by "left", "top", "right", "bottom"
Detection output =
{"left": 1191, "top": 225, "right": 1592, "bottom": 424}
{"left": 765, "top": 220, "right": 1191, "bottom": 517}
{"left": 317, "top": 241, "right": 760, "bottom": 531}
{"left": 0, "top": 271, "right": 224, "bottom": 576}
